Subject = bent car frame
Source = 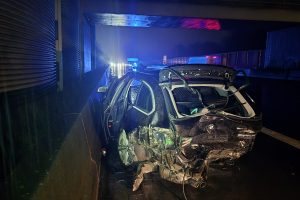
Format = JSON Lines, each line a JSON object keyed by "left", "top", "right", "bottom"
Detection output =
{"left": 99, "top": 64, "right": 261, "bottom": 191}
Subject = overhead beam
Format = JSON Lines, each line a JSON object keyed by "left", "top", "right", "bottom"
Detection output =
{"left": 82, "top": 1, "right": 300, "bottom": 23}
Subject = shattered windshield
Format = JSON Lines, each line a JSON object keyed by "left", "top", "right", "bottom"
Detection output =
{"left": 172, "top": 85, "right": 247, "bottom": 117}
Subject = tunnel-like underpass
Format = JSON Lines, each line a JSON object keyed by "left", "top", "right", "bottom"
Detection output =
{"left": 1, "top": 1, "right": 300, "bottom": 200}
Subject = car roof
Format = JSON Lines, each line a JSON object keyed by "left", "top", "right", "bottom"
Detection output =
{"left": 123, "top": 64, "right": 235, "bottom": 84}
{"left": 126, "top": 70, "right": 160, "bottom": 81}
{"left": 166, "top": 63, "right": 233, "bottom": 71}
{"left": 159, "top": 64, "right": 236, "bottom": 84}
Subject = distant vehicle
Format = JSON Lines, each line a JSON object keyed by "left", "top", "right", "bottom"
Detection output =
{"left": 97, "top": 64, "right": 261, "bottom": 191}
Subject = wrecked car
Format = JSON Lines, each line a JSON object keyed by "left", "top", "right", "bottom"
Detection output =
{"left": 99, "top": 64, "right": 261, "bottom": 191}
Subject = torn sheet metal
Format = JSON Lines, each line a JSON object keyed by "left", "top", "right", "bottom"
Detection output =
{"left": 121, "top": 113, "right": 261, "bottom": 191}
{"left": 133, "top": 162, "right": 157, "bottom": 191}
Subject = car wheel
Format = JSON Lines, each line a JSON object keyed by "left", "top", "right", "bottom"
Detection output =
{"left": 118, "top": 129, "right": 137, "bottom": 166}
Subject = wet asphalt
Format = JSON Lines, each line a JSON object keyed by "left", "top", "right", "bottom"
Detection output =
{"left": 98, "top": 77, "right": 300, "bottom": 200}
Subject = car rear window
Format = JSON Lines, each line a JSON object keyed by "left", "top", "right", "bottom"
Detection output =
{"left": 172, "top": 86, "right": 247, "bottom": 117}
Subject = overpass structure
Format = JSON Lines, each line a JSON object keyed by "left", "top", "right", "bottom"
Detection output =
{"left": 82, "top": 0, "right": 300, "bottom": 23}
{"left": 82, "top": 0, "right": 300, "bottom": 73}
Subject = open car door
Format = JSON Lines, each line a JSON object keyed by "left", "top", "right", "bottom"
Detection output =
{"left": 123, "top": 79, "right": 156, "bottom": 131}
{"left": 103, "top": 77, "right": 131, "bottom": 141}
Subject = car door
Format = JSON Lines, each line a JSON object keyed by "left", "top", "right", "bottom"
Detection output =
{"left": 103, "top": 76, "right": 131, "bottom": 140}
{"left": 124, "top": 79, "right": 156, "bottom": 131}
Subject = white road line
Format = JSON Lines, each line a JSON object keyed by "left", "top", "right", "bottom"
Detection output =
{"left": 261, "top": 127, "right": 300, "bottom": 150}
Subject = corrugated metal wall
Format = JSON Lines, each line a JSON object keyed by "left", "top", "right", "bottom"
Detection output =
{"left": 61, "top": 0, "right": 81, "bottom": 83}
{"left": 265, "top": 27, "right": 300, "bottom": 69}
{"left": 0, "top": 0, "right": 56, "bottom": 93}
{"left": 219, "top": 50, "right": 265, "bottom": 69}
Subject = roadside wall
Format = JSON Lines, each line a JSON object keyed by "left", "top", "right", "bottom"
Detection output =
{"left": 265, "top": 27, "right": 300, "bottom": 69}
{"left": 32, "top": 104, "right": 101, "bottom": 200}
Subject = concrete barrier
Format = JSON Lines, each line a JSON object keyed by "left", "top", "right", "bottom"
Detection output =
{"left": 32, "top": 104, "right": 101, "bottom": 200}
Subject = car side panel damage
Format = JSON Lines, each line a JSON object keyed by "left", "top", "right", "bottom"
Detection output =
{"left": 120, "top": 113, "right": 261, "bottom": 191}
{"left": 102, "top": 64, "right": 262, "bottom": 191}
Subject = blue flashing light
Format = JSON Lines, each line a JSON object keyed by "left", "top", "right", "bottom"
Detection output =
{"left": 127, "top": 57, "right": 139, "bottom": 62}
{"left": 188, "top": 57, "right": 207, "bottom": 64}
{"left": 91, "top": 13, "right": 221, "bottom": 30}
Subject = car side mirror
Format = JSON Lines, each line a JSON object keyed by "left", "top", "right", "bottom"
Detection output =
{"left": 97, "top": 86, "right": 108, "bottom": 93}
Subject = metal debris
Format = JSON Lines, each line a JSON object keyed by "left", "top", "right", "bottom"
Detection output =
{"left": 133, "top": 162, "right": 157, "bottom": 191}
{"left": 119, "top": 113, "right": 260, "bottom": 191}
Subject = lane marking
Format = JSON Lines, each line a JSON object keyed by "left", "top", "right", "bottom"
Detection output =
{"left": 261, "top": 127, "right": 300, "bottom": 150}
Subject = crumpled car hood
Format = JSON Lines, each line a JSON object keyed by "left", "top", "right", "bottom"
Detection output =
{"left": 126, "top": 113, "right": 261, "bottom": 191}
{"left": 174, "top": 113, "right": 261, "bottom": 162}
{"left": 174, "top": 113, "right": 261, "bottom": 137}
